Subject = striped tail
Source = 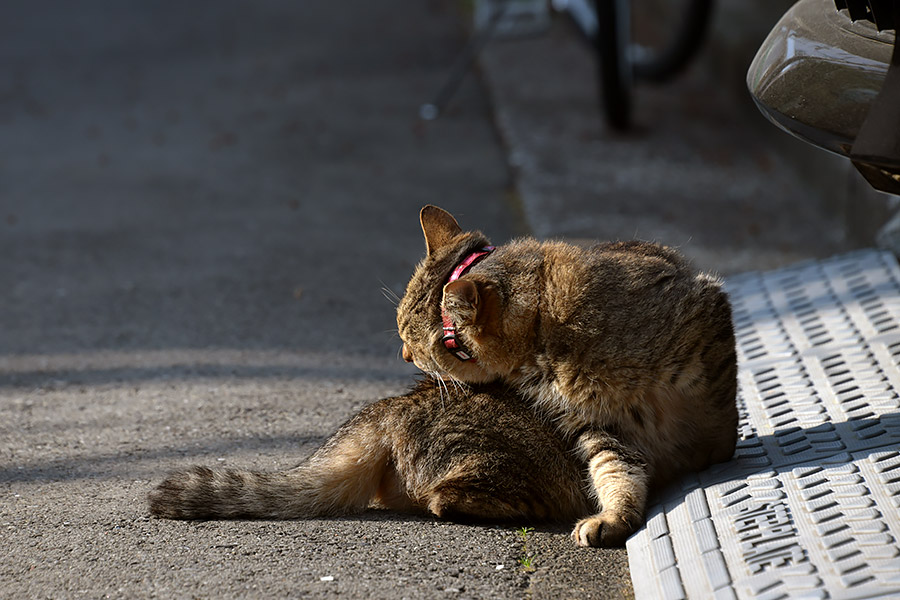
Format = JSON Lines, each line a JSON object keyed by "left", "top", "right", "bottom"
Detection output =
{"left": 149, "top": 423, "right": 393, "bottom": 520}
{"left": 149, "top": 466, "right": 328, "bottom": 519}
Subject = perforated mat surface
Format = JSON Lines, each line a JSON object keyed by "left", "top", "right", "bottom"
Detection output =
{"left": 627, "top": 249, "right": 900, "bottom": 600}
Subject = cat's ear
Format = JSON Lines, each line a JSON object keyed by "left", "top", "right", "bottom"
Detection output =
{"left": 420, "top": 205, "right": 462, "bottom": 255}
{"left": 443, "top": 279, "right": 479, "bottom": 324}
{"left": 444, "top": 279, "right": 478, "bottom": 307}
{"left": 444, "top": 278, "right": 500, "bottom": 332}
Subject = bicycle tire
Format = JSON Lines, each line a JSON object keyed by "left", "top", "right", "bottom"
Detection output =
{"left": 632, "top": 0, "right": 714, "bottom": 84}
{"left": 594, "top": 0, "right": 631, "bottom": 130}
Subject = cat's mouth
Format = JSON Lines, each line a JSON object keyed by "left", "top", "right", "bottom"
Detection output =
{"left": 416, "top": 359, "right": 448, "bottom": 381}
{"left": 401, "top": 342, "right": 445, "bottom": 378}
{"left": 427, "top": 347, "right": 502, "bottom": 385}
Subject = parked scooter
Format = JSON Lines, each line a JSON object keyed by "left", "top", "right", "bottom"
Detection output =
{"left": 748, "top": 0, "right": 900, "bottom": 195}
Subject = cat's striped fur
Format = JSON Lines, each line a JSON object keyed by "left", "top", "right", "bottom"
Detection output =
{"left": 149, "top": 378, "right": 591, "bottom": 523}
{"left": 397, "top": 206, "right": 738, "bottom": 547}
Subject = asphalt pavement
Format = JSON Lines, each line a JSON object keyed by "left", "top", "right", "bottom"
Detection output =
{"left": 1, "top": 1, "right": 869, "bottom": 599}
{"left": 0, "top": 1, "right": 629, "bottom": 598}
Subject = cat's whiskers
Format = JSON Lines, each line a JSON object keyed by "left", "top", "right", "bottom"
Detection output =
{"left": 380, "top": 282, "right": 402, "bottom": 307}
{"left": 445, "top": 372, "right": 470, "bottom": 396}
{"left": 432, "top": 371, "right": 449, "bottom": 409}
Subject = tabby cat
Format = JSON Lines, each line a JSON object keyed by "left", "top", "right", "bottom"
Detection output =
{"left": 149, "top": 378, "right": 590, "bottom": 523}
{"left": 397, "top": 205, "right": 738, "bottom": 547}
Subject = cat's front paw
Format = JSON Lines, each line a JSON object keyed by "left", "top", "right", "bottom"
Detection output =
{"left": 572, "top": 513, "right": 634, "bottom": 548}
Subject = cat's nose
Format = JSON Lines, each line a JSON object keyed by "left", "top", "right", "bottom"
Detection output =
{"left": 402, "top": 344, "right": 414, "bottom": 363}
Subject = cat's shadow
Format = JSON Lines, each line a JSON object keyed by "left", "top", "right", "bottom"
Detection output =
{"left": 299, "top": 510, "right": 572, "bottom": 534}
{"left": 653, "top": 411, "right": 900, "bottom": 504}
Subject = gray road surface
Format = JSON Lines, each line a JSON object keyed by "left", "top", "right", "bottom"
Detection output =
{"left": 0, "top": 1, "right": 631, "bottom": 598}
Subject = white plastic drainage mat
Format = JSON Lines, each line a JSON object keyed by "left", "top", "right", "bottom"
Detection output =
{"left": 627, "top": 249, "right": 900, "bottom": 600}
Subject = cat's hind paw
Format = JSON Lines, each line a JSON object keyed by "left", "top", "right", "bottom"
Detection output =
{"left": 571, "top": 513, "right": 635, "bottom": 548}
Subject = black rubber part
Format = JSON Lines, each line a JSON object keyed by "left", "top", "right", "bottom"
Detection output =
{"left": 595, "top": 0, "right": 631, "bottom": 130}
{"left": 632, "top": 0, "right": 714, "bottom": 84}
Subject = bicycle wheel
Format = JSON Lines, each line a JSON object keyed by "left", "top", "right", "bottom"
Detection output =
{"left": 594, "top": 0, "right": 632, "bottom": 130}
{"left": 632, "top": 0, "right": 715, "bottom": 84}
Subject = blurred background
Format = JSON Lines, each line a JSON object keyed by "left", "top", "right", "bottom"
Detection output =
{"left": 0, "top": 1, "right": 518, "bottom": 363}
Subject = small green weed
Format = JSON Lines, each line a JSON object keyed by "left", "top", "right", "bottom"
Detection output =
{"left": 517, "top": 526, "right": 536, "bottom": 573}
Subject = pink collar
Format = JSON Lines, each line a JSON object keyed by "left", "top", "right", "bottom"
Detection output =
{"left": 441, "top": 246, "right": 494, "bottom": 361}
